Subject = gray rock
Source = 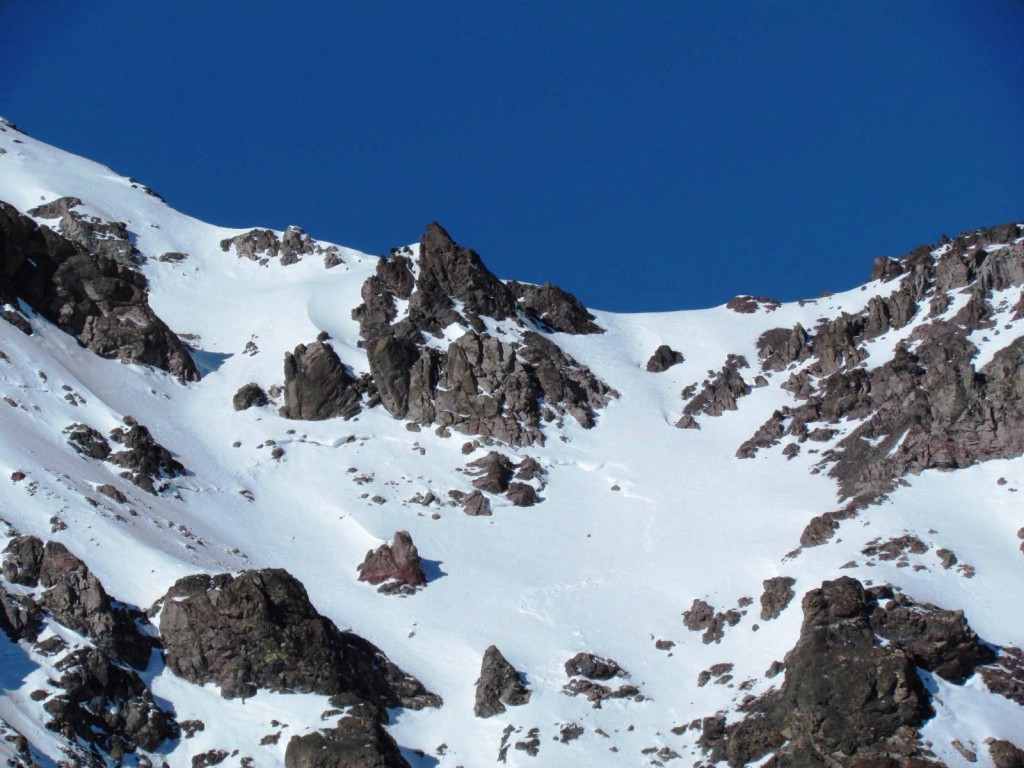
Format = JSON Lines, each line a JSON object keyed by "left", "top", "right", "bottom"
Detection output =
{"left": 474, "top": 645, "right": 531, "bottom": 718}
{"left": 233, "top": 382, "right": 269, "bottom": 411}
{"left": 158, "top": 569, "right": 441, "bottom": 709}
{"left": 285, "top": 704, "right": 410, "bottom": 768}
{"left": 461, "top": 490, "right": 492, "bottom": 517}
{"left": 564, "top": 652, "right": 622, "bottom": 681}
{"left": 282, "top": 341, "right": 362, "bottom": 420}
{"left": 507, "top": 280, "right": 603, "bottom": 335}
{"left": 357, "top": 531, "right": 427, "bottom": 593}
{"left": 759, "top": 576, "right": 797, "bottom": 621}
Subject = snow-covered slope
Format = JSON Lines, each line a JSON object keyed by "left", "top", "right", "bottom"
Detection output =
{"left": 0, "top": 118, "right": 1022, "bottom": 768}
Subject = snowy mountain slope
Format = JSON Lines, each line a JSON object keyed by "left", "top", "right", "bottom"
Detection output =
{"left": 0, "top": 118, "right": 1022, "bottom": 768}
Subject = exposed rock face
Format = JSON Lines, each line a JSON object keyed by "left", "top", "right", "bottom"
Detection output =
{"left": 677, "top": 355, "right": 750, "bottom": 429}
{"left": 285, "top": 706, "right": 410, "bottom": 768}
{"left": 44, "top": 647, "right": 176, "bottom": 756}
{"left": 468, "top": 452, "right": 516, "bottom": 493}
{"left": 2, "top": 536, "right": 153, "bottom": 669}
{"left": 29, "top": 196, "right": 139, "bottom": 265}
{"left": 989, "top": 740, "right": 1024, "bottom": 768}
{"left": 507, "top": 280, "right": 604, "bottom": 334}
{"left": 726, "top": 295, "right": 780, "bottom": 313}
{"left": 357, "top": 531, "right": 427, "bottom": 595}
{"left": 281, "top": 341, "right": 364, "bottom": 420}
{"left": 701, "top": 577, "right": 993, "bottom": 766}
{"left": 352, "top": 224, "right": 616, "bottom": 445}
{"left": 461, "top": 490, "right": 493, "bottom": 516}
{"left": 108, "top": 417, "right": 186, "bottom": 494}
{"left": 0, "top": 201, "right": 197, "bottom": 380}
{"left": 474, "top": 645, "right": 531, "bottom": 718}
{"left": 220, "top": 225, "right": 322, "bottom": 266}
{"left": 759, "top": 576, "right": 796, "bottom": 621}
{"left": 232, "top": 382, "right": 269, "bottom": 411}
{"left": 645, "top": 344, "right": 685, "bottom": 372}
{"left": 158, "top": 568, "right": 440, "bottom": 709}
{"left": 740, "top": 223, "right": 1024, "bottom": 511}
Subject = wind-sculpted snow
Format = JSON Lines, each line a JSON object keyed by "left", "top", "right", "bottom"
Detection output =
{"left": 0, "top": 116, "right": 1022, "bottom": 766}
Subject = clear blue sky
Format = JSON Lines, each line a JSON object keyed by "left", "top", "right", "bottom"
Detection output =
{"left": 3, "top": 2, "right": 1023, "bottom": 312}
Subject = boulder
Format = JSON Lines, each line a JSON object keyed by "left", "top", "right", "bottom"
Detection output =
{"left": 285, "top": 705, "right": 409, "bottom": 768}
{"left": 233, "top": 382, "right": 269, "bottom": 411}
{"left": 281, "top": 341, "right": 362, "bottom": 420}
{"left": 158, "top": 568, "right": 440, "bottom": 709}
{"left": 357, "top": 531, "right": 427, "bottom": 594}
{"left": 564, "top": 652, "right": 622, "bottom": 681}
{"left": 646, "top": 344, "right": 685, "bottom": 372}
{"left": 759, "top": 576, "right": 796, "bottom": 621}
{"left": 474, "top": 645, "right": 531, "bottom": 718}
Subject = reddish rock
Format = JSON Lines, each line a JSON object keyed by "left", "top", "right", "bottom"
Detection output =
{"left": 357, "top": 531, "right": 427, "bottom": 591}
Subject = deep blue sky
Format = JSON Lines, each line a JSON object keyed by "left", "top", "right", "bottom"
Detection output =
{"left": 3, "top": 2, "right": 1023, "bottom": 312}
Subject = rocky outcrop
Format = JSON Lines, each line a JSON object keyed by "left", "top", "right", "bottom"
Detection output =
{"left": 461, "top": 490, "right": 493, "bottom": 516}
{"left": 64, "top": 423, "right": 111, "bottom": 459}
{"left": 29, "top": 196, "right": 139, "bottom": 265}
{"left": 108, "top": 417, "right": 186, "bottom": 494}
{"left": 357, "top": 531, "right": 427, "bottom": 595}
{"left": 756, "top": 324, "right": 809, "bottom": 372}
{"left": 158, "top": 568, "right": 440, "bottom": 710}
{"left": 2, "top": 536, "right": 153, "bottom": 669}
{"left": 281, "top": 341, "right": 364, "bottom": 421}
{"left": 759, "top": 576, "right": 796, "bottom": 621}
{"left": 232, "top": 382, "right": 269, "bottom": 411}
{"left": 989, "top": 740, "right": 1024, "bottom": 768}
{"left": 677, "top": 355, "right": 750, "bottom": 429}
{"left": 700, "top": 577, "right": 993, "bottom": 766}
{"left": 44, "top": 647, "right": 176, "bottom": 759}
{"left": 507, "top": 280, "right": 604, "bottom": 334}
{"left": 474, "top": 645, "right": 531, "bottom": 718}
{"left": 0, "top": 201, "right": 198, "bottom": 381}
{"left": 645, "top": 344, "right": 685, "bottom": 372}
{"left": 219, "top": 225, "right": 325, "bottom": 266}
{"left": 285, "top": 705, "right": 410, "bottom": 768}
{"left": 726, "top": 295, "right": 780, "bottom": 313}
{"left": 352, "top": 224, "right": 616, "bottom": 445}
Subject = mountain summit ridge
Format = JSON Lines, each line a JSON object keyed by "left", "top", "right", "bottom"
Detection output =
{"left": 0, "top": 119, "right": 1022, "bottom": 767}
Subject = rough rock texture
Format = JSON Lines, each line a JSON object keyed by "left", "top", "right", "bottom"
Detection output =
{"left": 564, "top": 653, "right": 622, "bottom": 681}
{"left": 352, "top": 224, "right": 616, "bottom": 445}
{"left": 739, "top": 224, "right": 1024, "bottom": 512}
{"left": 0, "top": 201, "right": 197, "bottom": 380}
{"left": 759, "top": 576, "right": 797, "bottom": 621}
{"left": 232, "top": 382, "right": 269, "bottom": 411}
{"left": 677, "top": 355, "right": 750, "bottom": 428}
{"left": 108, "top": 417, "right": 186, "bottom": 494}
{"left": 281, "top": 341, "right": 366, "bottom": 421}
{"left": 989, "top": 740, "right": 1024, "bottom": 768}
{"left": 64, "top": 423, "right": 111, "bottom": 460}
{"left": 44, "top": 647, "right": 176, "bottom": 757}
{"left": 220, "top": 225, "right": 319, "bottom": 266}
{"left": 474, "top": 645, "right": 531, "bottom": 718}
{"left": 701, "top": 577, "right": 993, "bottom": 766}
{"left": 507, "top": 280, "right": 604, "bottom": 334}
{"left": 646, "top": 344, "right": 685, "bottom": 373}
{"left": 158, "top": 568, "right": 440, "bottom": 709}
{"left": 357, "top": 531, "right": 427, "bottom": 594}
{"left": 285, "top": 706, "right": 410, "bottom": 768}
{"left": 2, "top": 536, "right": 153, "bottom": 669}
{"left": 28, "top": 196, "right": 139, "bottom": 265}
{"left": 726, "top": 295, "right": 780, "bottom": 313}
{"left": 468, "top": 452, "right": 516, "bottom": 493}
{"left": 461, "top": 490, "right": 493, "bottom": 517}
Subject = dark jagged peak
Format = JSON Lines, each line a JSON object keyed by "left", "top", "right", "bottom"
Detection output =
{"left": 348, "top": 223, "right": 617, "bottom": 444}
{"left": 0, "top": 200, "right": 198, "bottom": 381}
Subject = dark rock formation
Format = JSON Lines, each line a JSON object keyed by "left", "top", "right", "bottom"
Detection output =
{"left": 989, "top": 740, "right": 1024, "bottom": 768}
{"left": 44, "top": 647, "right": 176, "bottom": 757}
{"left": 507, "top": 280, "right": 603, "bottom": 334}
{"left": 462, "top": 490, "right": 493, "bottom": 516}
{"left": 285, "top": 705, "right": 410, "bottom": 768}
{"left": 701, "top": 577, "right": 993, "bottom": 766}
{"left": 683, "top": 599, "right": 741, "bottom": 644}
{"left": 108, "top": 417, "right": 186, "bottom": 494}
{"left": 726, "top": 295, "right": 780, "bottom": 313}
{"left": 505, "top": 482, "right": 539, "bottom": 506}
{"left": 645, "top": 344, "right": 685, "bottom": 372}
{"left": 0, "top": 586, "right": 42, "bottom": 641}
{"left": 29, "top": 196, "right": 139, "bottom": 265}
{"left": 564, "top": 653, "right": 622, "bottom": 681}
{"left": 677, "top": 355, "right": 750, "bottom": 428}
{"left": 352, "top": 224, "right": 616, "bottom": 445}
{"left": 233, "top": 382, "right": 269, "bottom": 411}
{"left": 0, "top": 201, "right": 197, "bottom": 380}
{"left": 759, "top": 576, "right": 796, "bottom": 621}
{"left": 357, "top": 531, "right": 427, "bottom": 595}
{"left": 2, "top": 536, "right": 153, "bottom": 669}
{"left": 1, "top": 308, "right": 31, "bottom": 334}
{"left": 756, "top": 324, "right": 810, "bottom": 372}
{"left": 64, "top": 423, "right": 111, "bottom": 460}
{"left": 468, "top": 452, "right": 516, "bottom": 493}
{"left": 474, "top": 645, "right": 531, "bottom": 718}
{"left": 281, "top": 341, "right": 364, "bottom": 421}
{"left": 158, "top": 568, "right": 440, "bottom": 709}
